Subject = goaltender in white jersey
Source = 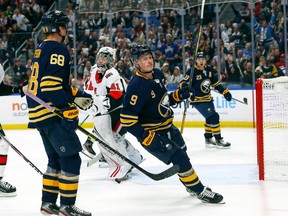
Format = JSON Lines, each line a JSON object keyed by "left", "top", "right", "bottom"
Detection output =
{"left": 83, "top": 46, "right": 143, "bottom": 181}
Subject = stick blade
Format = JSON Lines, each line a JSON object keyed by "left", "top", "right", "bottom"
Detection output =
{"left": 149, "top": 164, "right": 180, "bottom": 181}
{"left": 243, "top": 97, "right": 248, "bottom": 105}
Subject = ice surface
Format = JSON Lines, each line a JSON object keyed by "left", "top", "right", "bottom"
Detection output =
{"left": 1, "top": 128, "right": 288, "bottom": 216}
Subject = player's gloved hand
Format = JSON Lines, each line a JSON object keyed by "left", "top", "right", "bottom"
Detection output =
{"left": 171, "top": 86, "right": 191, "bottom": 103}
{"left": 188, "top": 87, "right": 195, "bottom": 102}
{"left": 223, "top": 89, "right": 232, "bottom": 101}
{"left": 12, "top": 85, "right": 25, "bottom": 97}
{"left": 60, "top": 105, "right": 79, "bottom": 130}
{"left": 74, "top": 91, "right": 93, "bottom": 110}
{"left": 141, "top": 131, "right": 173, "bottom": 153}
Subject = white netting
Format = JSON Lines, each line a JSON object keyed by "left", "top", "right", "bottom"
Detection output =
{"left": 262, "top": 77, "right": 288, "bottom": 181}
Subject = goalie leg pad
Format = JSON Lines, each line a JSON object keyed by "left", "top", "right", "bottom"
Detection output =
{"left": 115, "top": 134, "right": 144, "bottom": 165}
{"left": 0, "top": 138, "right": 9, "bottom": 178}
{"left": 93, "top": 115, "right": 132, "bottom": 180}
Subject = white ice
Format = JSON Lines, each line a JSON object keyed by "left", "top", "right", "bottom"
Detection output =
{"left": 1, "top": 128, "right": 288, "bottom": 216}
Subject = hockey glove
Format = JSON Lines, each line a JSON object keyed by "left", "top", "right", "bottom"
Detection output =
{"left": 223, "top": 89, "right": 232, "bottom": 101}
{"left": 171, "top": 86, "right": 190, "bottom": 103}
{"left": 73, "top": 89, "right": 93, "bottom": 110}
{"left": 141, "top": 131, "right": 173, "bottom": 153}
{"left": 179, "top": 82, "right": 195, "bottom": 101}
{"left": 60, "top": 105, "right": 79, "bottom": 131}
{"left": 12, "top": 86, "right": 25, "bottom": 97}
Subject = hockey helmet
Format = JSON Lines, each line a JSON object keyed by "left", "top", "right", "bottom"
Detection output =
{"left": 41, "top": 10, "right": 70, "bottom": 34}
{"left": 131, "top": 45, "right": 155, "bottom": 62}
{"left": 96, "top": 46, "right": 115, "bottom": 74}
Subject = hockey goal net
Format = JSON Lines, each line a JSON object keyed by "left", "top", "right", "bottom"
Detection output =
{"left": 256, "top": 77, "right": 288, "bottom": 181}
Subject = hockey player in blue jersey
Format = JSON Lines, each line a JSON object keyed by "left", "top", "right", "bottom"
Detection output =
{"left": 120, "top": 45, "right": 225, "bottom": 204}
{"left": 182, "top": 52, "right": 232, "bottom": 148}
{"left": 26, "top": 10, "right": 93, "bottom": 216}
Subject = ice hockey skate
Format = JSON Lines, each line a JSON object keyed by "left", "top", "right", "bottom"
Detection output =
{"left": 197, "top": 186, "right": 225, "bottom": 204}
{"left": 215, "top": 138, "right": 231, "bottom": 149}
{"left": 0, "top": 180, "right": 16, "bottom": 197}
{"left": 40, "top": 202, "right": 59, "bottom": 215}
{"left": 98, "top": 153, "right": 109, "bottom": 168}
{"left": 205, "top": 137, "right": 216, "bottom": 148}
{"left": 59, "top": 204, "right": 92, "bottom": 216}
{"left": 82, "top": 138, "right": 96, "bottom": 159}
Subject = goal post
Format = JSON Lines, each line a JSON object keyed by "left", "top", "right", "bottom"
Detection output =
{"left": 256, "top": 77, "right": 288, "bottom": 181}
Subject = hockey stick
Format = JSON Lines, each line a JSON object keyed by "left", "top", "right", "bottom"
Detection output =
{"left": 180, "top": 0, "right": 206, "bottom": 134}
{"left": 0, "top": 133, "right": 43, "bottom": 176}
{"left": 87, "top": 153, "right": 103, "bottom": 167}
{"left": 24, "top": 90, "right": 180, "bottom": 181}
{"left": 212, "top": 90, "right": 248, "bottom": 105}
{"left": 232, "top": 97, "right": 248, "bottom": 105}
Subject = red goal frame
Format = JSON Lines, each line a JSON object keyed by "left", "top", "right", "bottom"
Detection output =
{"left": 255, "top": 78, "right": 264, "bottom": 180}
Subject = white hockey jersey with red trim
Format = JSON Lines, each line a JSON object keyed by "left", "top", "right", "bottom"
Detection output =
{"left": 85, "top": 64, "right": 127, "bottom": 96}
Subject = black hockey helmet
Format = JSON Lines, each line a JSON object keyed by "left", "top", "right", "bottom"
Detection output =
{"left": 41, "top": 10, "right": 69, "bottom": 34}
{"left": 196, "top": 52, "right": 206, "bottom": 59}
{"left": 131, "top": 45, "right": 155, "bottom": 62}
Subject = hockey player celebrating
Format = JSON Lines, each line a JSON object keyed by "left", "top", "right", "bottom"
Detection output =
{"left": 120, "top": 45, "right": 225, "bottom": 204}
{"left": 0, "top": 63, "right": 24, "bottom": 197}
{"left": 82, "top": 46, "right": 143, "bottom": 181}
{"left": 182, "top": 52, "right": 232, "bottom": 148}
{"left": 26, "top": 10, "right": 93, "bottom": 216}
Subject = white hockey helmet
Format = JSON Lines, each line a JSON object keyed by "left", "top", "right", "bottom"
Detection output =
{"left": 96, "top": 46, "right": 115, "bottom": 74}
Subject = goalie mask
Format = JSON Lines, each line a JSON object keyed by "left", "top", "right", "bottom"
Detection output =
{"left": 96, "top": 46, "right": 115, "bottom": 74}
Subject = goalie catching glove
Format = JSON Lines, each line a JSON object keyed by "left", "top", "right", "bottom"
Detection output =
{"left": 59, "top": 105, "right": 79, "bottom": 131}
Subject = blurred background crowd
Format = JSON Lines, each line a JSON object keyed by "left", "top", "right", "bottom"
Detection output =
{"left": 0, "top": 0, "right": 287, "bottom": 91}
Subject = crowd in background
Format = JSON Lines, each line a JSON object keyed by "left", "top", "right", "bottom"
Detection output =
{"left": 0, "top": 0, "right": 287, "bottom": 90}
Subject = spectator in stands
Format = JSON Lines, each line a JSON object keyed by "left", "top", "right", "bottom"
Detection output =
{"left": 21, "top": 38, "right": 34, "bottom": 60}
{"left": 0, "top": 34, "right": 8, "bottom": 57}
{"left": 116, "top": 60, "right": 132, "bottom": 83}
{"left": 239, "top": 19, "right": 251, "bottom": 43}
{"left": 83, "top": 61, "right": 92, "bottom": 80}
{"left": 154, "top": 48, "right": 164, "bottom": 69}
{"left": 242, "top": 42, "right": 252, "bottom": 60}
{"left": 231, "top": 4, "right": 250, "bottom": 23}
{"left": 242, "top": 61, "right": 253, "bottom": 86}
{"left": 225, "top": 55, "right": 241, "bottom": 83}
{"left": 275, "top": 53, "right": 286, "bottom": 75}
{"left": 224, "top": 20, "right": 233, "bottom": 37}
{"left": 113, "top": 24, "right": 126, "bottom": 44}
{"left": 12, "top": 59, "right": 26, "bottom": 85}
{"left": 161, "top": 62, "right": 172, "bottom": 85}
{"left": 161, "top": 33, "right": 180, "bottom": 69}
{"left": 171, "top": 23, "right": 181, "bottom": 40}
{"left": 131, "top": 11, "right": 140, "bottom": 28}
{"left": 12, "top": 7, "right": 29, "bottom": 32}
{"left": 230, "top": 23, "right": 243, "bottom": 51}
{"left": 170, "top": 66, "right": 184, "bottom": 84}
{"left": 277, "top": 31, "right": 285, "bottom": 53}
{"left": 25, "top": 58, "right": 32, "bottom": 69}
{"left": 254, "top": 9, "right": 278, "bottom": 50}
{"left": 256, "top": 55, "right": 283, "bottom": 79}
